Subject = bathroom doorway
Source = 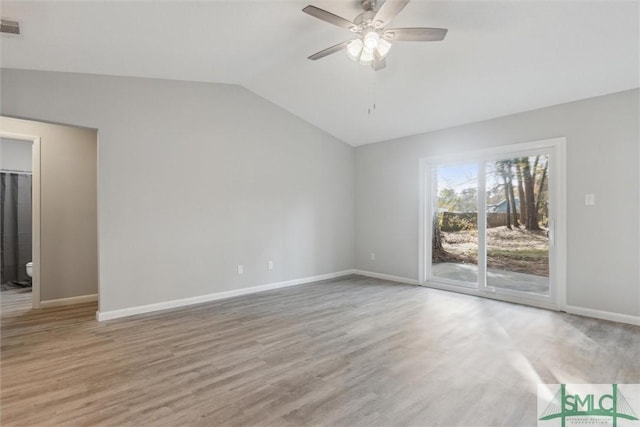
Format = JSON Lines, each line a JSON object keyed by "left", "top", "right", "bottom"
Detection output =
{"left": 1, "top": 117, "right": 98, "bottom": 311}
{"left": 0, "top": 133, "right": 41, "bottom": 309}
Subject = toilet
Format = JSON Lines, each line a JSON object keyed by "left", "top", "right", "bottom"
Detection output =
{"left": 26, "top": 262, "right": 33, "bottom": 278}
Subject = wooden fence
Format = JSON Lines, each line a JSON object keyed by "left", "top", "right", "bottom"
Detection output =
{"left": 440, "top": 212, "right": 511, "bottom": 231}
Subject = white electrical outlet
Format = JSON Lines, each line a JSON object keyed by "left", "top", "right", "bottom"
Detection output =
{"left": 268, "top": 261, "right": 274, "bottom": 270}
{"left": 585, "top": 194, "right": 595, "bottom": 206}
{"left": 237, "top": 265, "right": 244, "bottom": 275}
{"left": 370, "top": 252, "right": 376, "bottom": 261}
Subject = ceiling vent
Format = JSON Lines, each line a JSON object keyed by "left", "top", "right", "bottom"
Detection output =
{"left": 1, "top": 19, "right": 20, "bottom": 35}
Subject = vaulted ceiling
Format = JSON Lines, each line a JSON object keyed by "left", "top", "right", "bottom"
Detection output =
{"left": 1, "top": 1, "right": 638, "bottom": 146}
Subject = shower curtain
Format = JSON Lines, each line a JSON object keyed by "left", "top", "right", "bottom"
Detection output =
{"left": 0, "top": 172, "right": 33, "bottom": 285}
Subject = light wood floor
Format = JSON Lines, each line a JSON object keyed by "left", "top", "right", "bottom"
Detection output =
{"left": 1, "top": 276, "right": 639, "bottom": 426}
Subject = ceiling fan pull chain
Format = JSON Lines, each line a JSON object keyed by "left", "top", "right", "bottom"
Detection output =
{"left": 369, "top": 72, "right": 377, "bottom": 116}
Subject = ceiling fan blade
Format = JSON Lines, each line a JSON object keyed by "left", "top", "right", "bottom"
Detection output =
{"left": 308, "top": 40, "right": 353, "bottom": 60}
{"left": 372, "top": 55, "right": 387, "bottom": 71}
{"left": 372, "top": 0, "right": 410, "bottom": 29}
{"left": 383, "top": 27, "right": 448, "bottom": 42}
{"left": 302, "top": 6, "right": 358, "bottom": 31}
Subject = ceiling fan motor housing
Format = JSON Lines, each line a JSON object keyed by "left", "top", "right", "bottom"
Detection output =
{"left": 361, "top": 0, "right": 377, "bottom": 12}
{"left": 353, "top": 11, "right": 378, "bottom": 31}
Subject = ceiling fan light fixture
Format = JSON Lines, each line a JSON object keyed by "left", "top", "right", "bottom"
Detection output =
{"left": 363, "top": 31, "right": 379, "bottom": 49}
{"left": 346, "top": 33, "right": 390, "bottom": 65}
{"left": 376, "top": 39, "right": 391, "bottom": 57}
{"left": 359, "top": 46, "right": 374, "bottom": 65}
{"left": 346, "top": 39, "right": 364, "bottom": 61}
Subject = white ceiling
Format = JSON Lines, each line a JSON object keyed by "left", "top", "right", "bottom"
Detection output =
{"left": 1, "top": 1, "right": 638, "bottom": 146}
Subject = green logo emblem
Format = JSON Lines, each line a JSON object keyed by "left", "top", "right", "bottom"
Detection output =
{"left": 539, "top": 384, "right": 639, "bottom": 427}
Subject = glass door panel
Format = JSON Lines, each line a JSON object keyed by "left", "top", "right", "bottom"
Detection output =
{"left": 430, "top": 163, "right": 479, "bottom": 285}
{"left": 484, "top": 155, "right": 550, "bottom": 295}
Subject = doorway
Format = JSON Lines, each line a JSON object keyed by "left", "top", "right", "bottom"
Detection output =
{"left": 0, "top": 133, "right": 41, "bottom": 308}
{"left": 1, "top": 116, "right": 98, "bottom": 310}
{"left": 419, "top": 138, "right": 566, "bottom": 309}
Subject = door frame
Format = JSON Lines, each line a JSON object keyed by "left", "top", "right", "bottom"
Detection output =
{"left": 0, "top": 131, "right": 41, "bottom": 309}
{"left": 418, "top": 137, "right": 567, "bottom": 311}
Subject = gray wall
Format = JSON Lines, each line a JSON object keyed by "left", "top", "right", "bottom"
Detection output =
{"left": 0, "top": 117, "right": 98, "bottom": 301}
{"left": 0, "top": 69, "right": 355, "bottom": 313}
{"left": 0, "top": 138, "right": 32, "bottom": 172}
{"left": 355, "top": 89, "right": 639, "bottom": 317}
{"left": 2, "top": 68, "right": 636, "bottom": 320}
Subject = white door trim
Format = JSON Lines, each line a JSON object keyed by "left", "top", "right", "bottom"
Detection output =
{"left": 0, "top": 131, "right": 41, "bottom": 309}
{"left": 418, "top": 137, "right": 567, "bottom": 310}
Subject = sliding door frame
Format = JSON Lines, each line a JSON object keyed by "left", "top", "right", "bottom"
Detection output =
{"left": 418, "top": 137, "right": 567, "bottom": 311}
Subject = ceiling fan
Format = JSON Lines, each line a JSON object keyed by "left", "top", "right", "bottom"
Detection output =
{"left": 302, "top": 0, "right": 447, "bottom": 71}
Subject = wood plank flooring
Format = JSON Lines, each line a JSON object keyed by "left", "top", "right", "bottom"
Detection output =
{"left": 1, "top": 276, "right": 639, "bottom": 426}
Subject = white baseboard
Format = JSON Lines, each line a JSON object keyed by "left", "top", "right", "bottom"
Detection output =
{"left": 96, "top": 270, "right": 356, "bottom": 321}
{"left": 564, "top": 305, "right": 640, "bottom": 326}
{"left": 352, "top": 269, "right": 419, "bottom": 285}
{"left": 40, "top": 294, "right": 98, "bottom": 308}
{"left": 93, "top": 268, "right": 639, "bottom": 327}
{"left": 355, "top": 269, "right": 639, "bottom": 326}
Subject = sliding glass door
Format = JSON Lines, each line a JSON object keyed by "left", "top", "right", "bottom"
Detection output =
{"left": 485, "top": 154, "right": 549, "bottom": 295}
{"left": 430, "top": 163, "right": 480, "bottom": 286}
{"left": 422, "top": 140, "right": 564, "bottom": 307}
